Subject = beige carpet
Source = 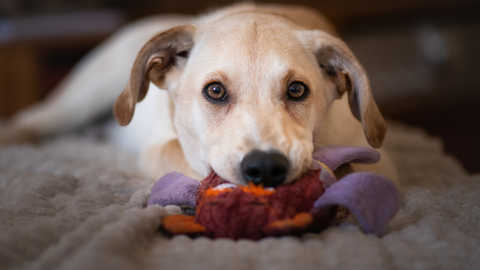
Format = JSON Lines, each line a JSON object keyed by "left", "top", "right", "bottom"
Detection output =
{"left": 0, "top": 122, "right": 479, "bottom": 270}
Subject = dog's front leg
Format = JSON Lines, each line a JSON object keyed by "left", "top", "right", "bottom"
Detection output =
{"left": 132, "top": 89, "right": 202, "bottom": 181}
{"left": 141, "top": 139, "right": 202, "bottom": 181}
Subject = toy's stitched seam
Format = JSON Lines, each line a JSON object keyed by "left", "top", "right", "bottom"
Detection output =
{"left": 315, "top": 160, "right": 334, "bottom": 176}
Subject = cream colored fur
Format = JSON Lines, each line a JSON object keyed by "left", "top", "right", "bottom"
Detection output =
{"left": 0, "top": 3, "right": 398, "bottom": 184}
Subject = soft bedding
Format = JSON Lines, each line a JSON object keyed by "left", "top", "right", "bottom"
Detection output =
{"left": 0, "top": 122, "right": 479, "bottom": 270}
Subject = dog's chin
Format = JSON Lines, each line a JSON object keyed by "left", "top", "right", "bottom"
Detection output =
{"left": 284, "top": 146, "right": 314, "bottom": 184}
{"left": 288, "top": 165, "right": 312, "bottom": 183}
{"left": 207, "top": 158, "right": 243, "bottom": 185}
{"left": 209, "top": 169, "right": 244, "bottom": 185}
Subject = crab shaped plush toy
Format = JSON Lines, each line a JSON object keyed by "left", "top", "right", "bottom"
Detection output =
{"left": 147, "top": 146, "right": 400, "bottom": 240}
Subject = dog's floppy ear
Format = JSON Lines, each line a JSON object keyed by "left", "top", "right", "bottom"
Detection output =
{"left": 114, "top": 25, "right": 195, "bottom": 126}
{"left": 299, "top": 30, "right": 387, "bottom": 148}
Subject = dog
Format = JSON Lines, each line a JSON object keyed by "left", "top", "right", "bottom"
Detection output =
{"left": 0, "top": 3, "right": 398, "bottom": 186}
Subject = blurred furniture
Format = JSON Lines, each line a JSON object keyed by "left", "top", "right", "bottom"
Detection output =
{"left": 0, "top": 10, "right": 125, "bottom": 117}
{"left": 1, "top": 0, "right": 477, "bottom": 118}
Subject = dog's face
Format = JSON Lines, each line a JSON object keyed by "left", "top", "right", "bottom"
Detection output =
{"left": 114, "top": 13, "right": 386, "bottom": 186}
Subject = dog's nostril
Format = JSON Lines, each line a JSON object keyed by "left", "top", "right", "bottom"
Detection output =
{"left": 246, "top": 168, "right": 262, "bottom": 178}
{"left": 271, "top": 166, "right": 287, "bottom": 178}
{"left": 241, "top": 150, "right": 289, "bottom": 187}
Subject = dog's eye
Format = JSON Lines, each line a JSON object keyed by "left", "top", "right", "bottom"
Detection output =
{"left": 204, "top": 82, "right": 228, "bottom": 103}
{"left": 287, "top": 82, "right": 309, "bottom": 101}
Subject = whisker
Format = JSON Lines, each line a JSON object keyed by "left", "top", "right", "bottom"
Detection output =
{"left": 312, "top": 143, "right": 333, "bottom": 154}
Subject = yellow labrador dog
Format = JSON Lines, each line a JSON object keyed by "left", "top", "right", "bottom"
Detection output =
{"left": 0, "top": 3, "right": 397, "bottom": 186}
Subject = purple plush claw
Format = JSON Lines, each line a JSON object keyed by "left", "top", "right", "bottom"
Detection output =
{"left": 147, "top": 172, "right": 200, "bottom": 207}
{"left": 313, "top": 172, "right": 400, "bottom": 236}
{"left": 312, "top": 146, "right": 381, "bottom": 171}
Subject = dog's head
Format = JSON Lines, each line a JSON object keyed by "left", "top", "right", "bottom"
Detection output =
{"left": 114, "top": 13, "right": 386, "bottom": 187}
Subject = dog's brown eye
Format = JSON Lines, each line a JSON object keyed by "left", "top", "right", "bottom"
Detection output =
{"left": 204, "top": 82, "right": 228, "bottom": 103}
{"left": 287, "top": 82, "right": 309, "bottom": 101}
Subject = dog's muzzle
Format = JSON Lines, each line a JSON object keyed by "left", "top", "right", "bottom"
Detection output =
{"left": 240, "top": 150, "right": 289, "bottom": 187}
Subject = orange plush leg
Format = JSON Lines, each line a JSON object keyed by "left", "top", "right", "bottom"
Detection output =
{"left": 266, "top": 212, "right": 313, "bottom": 230}
{"left": 162, "top": 215, "right": 206, "bottom": 234}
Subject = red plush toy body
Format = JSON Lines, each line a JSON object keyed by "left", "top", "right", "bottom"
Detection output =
{"left": 194, "top": 169, "right": 335, "bottom": 239}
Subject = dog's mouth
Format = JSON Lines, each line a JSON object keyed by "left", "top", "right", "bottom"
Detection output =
{"left": 206, "top": 134, "right": 314, "bottom": 188}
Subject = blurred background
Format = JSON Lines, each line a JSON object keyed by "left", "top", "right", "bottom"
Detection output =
{"left": 0, "top": 0, "right": 479, "bottom": 173}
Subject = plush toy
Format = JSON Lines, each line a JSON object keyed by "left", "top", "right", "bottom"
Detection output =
{"left": 147, "top": 146, "right": 400, "bottom": 240}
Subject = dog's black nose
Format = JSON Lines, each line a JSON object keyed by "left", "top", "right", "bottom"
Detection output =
{"left": 241, "top": 150, "right": 289, "bottom": 187}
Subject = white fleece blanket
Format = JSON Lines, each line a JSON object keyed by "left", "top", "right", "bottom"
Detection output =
{"left": 0, "top": 122, "right": 479, "bottom": 270}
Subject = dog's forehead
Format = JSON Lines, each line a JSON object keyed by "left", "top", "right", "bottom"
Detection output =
{"left": 189, "top": 14, "right": 317, "bottom": 87}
